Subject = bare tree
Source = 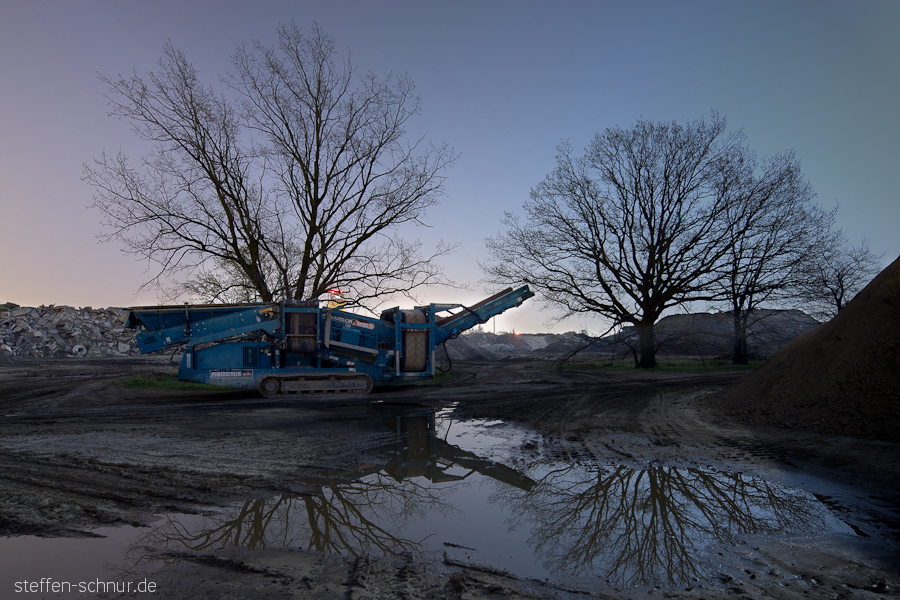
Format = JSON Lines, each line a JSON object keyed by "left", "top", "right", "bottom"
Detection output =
{"left": 714, "top": 149, "right": 823, "bottom": 364}
{"left": 85, "top": 22, "right": 457, "bottom": 306}
{"left": 485, "top": 114, "right": 743, "bottom": 368}
{"left": 796, "top": 231, "right": 884, "bottom": 320}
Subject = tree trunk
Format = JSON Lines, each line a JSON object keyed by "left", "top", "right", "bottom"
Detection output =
{"left": 732, "top": 308, "right": 748, "bottom": 365}
{"left": 637, "top": 321, "right": 657, "bottom": 368}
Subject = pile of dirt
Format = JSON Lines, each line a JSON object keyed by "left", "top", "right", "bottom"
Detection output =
{"left": 716, "top": 255, "right": 900, "bottom": 441}
{"left": 645, "top": 309, "right": 819, "bottom": 358}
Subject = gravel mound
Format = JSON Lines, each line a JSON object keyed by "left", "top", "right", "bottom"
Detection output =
{"left": 716, "top": 255, "right": 900, "bottom": 441}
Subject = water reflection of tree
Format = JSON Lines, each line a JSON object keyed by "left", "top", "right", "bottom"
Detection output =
{"left": 122, "top": 404, "right": 538, "bottom": 576}
{"left": 134, "top": 472, "right": 458, "bottom": 564}
{"left": 496, "top": 464, "right": 833, "bottom": 587}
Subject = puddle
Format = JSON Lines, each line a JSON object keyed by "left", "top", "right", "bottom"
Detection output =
{"left": 0, "top": 522, "right": 166, "bottom": 599}
{"left": 0, "top": 404, "right": 858, "bottom": 593}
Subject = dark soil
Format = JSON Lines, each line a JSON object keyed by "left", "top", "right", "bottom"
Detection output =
{"left": 718, "top": 254, "right": 900, "bottom": 442}
{"left": 0, "top": 355, "right": 898, "bottom": 598}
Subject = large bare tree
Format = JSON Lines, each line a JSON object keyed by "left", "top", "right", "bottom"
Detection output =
{"left": 85, "top": 22, "right": 456, "bottom": 305}
{"left": 485, "top": 114, "right": 744, "bottom": 368}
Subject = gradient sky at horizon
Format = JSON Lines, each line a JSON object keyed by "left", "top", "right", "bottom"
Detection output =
{"left": 1, "top": 0, "right": 898, "bottom": 333}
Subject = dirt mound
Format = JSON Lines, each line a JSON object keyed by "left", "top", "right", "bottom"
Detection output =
{"left": 717, "top": 255, "right": 900, "bottom": 441}
{"left": 441, "top": 335, "right": 493, "bottom": 361}
{"left": 651, "top": 309, "right": 818, "bottom": 358}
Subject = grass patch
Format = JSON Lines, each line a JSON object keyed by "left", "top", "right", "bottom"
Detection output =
{"left": 431, "top": 370, "right": 454, "bottom": 384}
{"left": 122, "top": 372, "right": 230, "bottom": 391}
{"left": 552, "top": 359, "right": 760, "bottom": 373}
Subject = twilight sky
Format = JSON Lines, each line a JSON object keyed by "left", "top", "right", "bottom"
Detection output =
{"left": 1, "top": 0, "right": 898, "bottom": 333}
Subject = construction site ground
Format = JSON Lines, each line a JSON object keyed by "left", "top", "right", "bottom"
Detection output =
{"left": 0, "top": 356, "right": 897, "bottom": 599}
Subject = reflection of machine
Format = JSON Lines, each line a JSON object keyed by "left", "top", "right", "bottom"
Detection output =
{"left": 305, "top": 405, "right": 536, "bottom": 492}
{"left": 377, "top": 405, "right": 535, "bottom": 490}
{"left": 126, "top": 286, "right": 533, "bottom": 397}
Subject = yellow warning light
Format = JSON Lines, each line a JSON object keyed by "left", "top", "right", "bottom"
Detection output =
{"left": 327, "top": 288, "right": 347, "bottom": 308}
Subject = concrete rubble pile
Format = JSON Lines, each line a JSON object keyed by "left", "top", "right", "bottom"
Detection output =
{"left": 0, "top": 304, "right": 139, "bottom": 358}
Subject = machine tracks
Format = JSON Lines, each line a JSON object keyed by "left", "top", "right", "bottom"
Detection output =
{"left": 258, "top": 372, "right": 374, "bottom": 398}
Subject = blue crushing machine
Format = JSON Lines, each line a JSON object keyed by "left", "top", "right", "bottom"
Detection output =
{"left": 126, "top": 286, "right": 533, "bottom": 397}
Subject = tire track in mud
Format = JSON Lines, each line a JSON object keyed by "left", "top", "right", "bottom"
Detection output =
{"left": 0, "top": 360, "right": 408, "bottom": 536}
{"left": 0, "top": 448, "right": 247, "bottom": 536}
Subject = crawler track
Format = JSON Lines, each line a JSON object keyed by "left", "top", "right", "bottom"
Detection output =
{"left": 258, "top": 372, "right": 374, "bottom": 397}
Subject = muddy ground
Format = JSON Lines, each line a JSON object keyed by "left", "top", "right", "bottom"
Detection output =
{"left": 0, "top": 357, "right": 898, "bottom": 599}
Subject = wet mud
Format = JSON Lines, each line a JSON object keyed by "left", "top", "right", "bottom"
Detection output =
{"left": 0, "top": 357, "right": 898, "bottom": 598}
